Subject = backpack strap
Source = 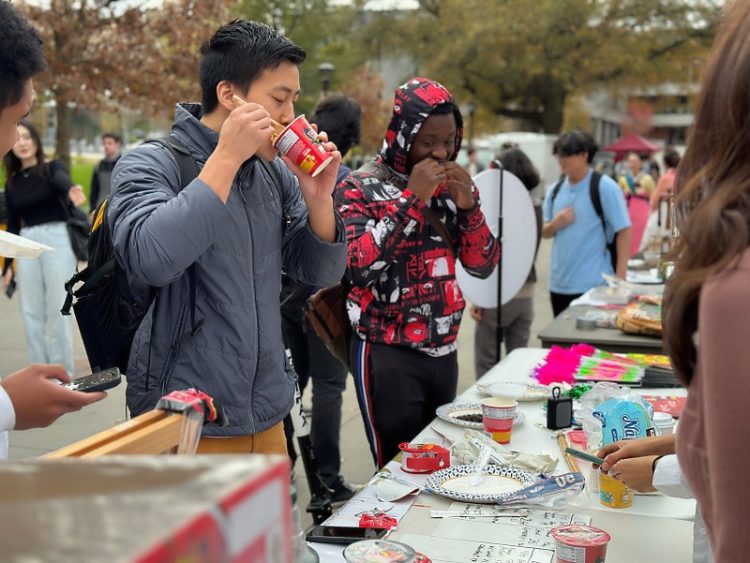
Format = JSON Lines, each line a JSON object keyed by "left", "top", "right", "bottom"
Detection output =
{"left": 150, "top": 135, "right": 201, "bottom": 335}
{"left": 588, "top": 171, "right": 605, "bottom": 231}
{"left": 588, "top": 171, "right": 618, "bottom": 269}
{"left": 550, "top": 178, "right": 564, "bottom": 204}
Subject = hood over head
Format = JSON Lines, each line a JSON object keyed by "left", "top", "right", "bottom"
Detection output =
{"left": 378, "top": 77, "right": 464, "bottom": 178}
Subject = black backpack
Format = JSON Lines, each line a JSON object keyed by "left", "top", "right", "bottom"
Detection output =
{"left": 62, "top": 136, "right": 286, "bottom": 373}
{"left": 550, "top": 171, "right": 618, "bottom": 271}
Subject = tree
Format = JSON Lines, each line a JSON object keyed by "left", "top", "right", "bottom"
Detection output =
{"left": 368, "top": 0, "right": 722, "bottom": 133}
{"left": 236, "top": 0, "right": 390, "bottom": 153}
{"left": 17, "top": 0, "right": 232, "bottom": 168}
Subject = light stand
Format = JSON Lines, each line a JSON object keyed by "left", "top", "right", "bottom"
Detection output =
{"left": 492, "top": 161, "right": 505, "bottom": 364}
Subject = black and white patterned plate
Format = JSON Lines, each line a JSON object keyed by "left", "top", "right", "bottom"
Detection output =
{"left": 435, "top": 402, "right": 525, "bottom": 430}
{"left": 426, "top": 464, "right": 539, "bottom": 503}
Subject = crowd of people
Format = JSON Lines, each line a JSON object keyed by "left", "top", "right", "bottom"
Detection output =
{"left": 2, "top": 1, "right": 750, "bottom": 560}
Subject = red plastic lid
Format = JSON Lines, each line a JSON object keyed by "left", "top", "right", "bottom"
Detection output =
{"left": 398, "top": 442, "right": 448, "bottom": 454}
{"left": 551, "top": 524, "right": 611, "bottom": 547}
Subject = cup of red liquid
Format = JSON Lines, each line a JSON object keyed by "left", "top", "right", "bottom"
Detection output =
{"left": 551, "top": 524, "right": 611, "bottom": 563}
{"left": 272, "top": 114, "right": 334, "bottom": 177}
{"left": 480, "top": 397, "right": 517, "bottom": 444}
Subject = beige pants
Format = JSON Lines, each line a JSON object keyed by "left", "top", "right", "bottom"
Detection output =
{"left": 196, "top": 421, "right": 288, "bottom": 455}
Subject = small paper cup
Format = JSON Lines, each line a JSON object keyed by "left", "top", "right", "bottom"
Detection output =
{"left": 272, "top": 114, "right": 333, "bottom": 177}
{"left": 551, "top": 524, "right": 611, "bottom": 563}
{"left": 480, "top": 397, "right": 517, "bottom": 444}
{"left": 598, "top": 470, "right": 634, "bottom": 509}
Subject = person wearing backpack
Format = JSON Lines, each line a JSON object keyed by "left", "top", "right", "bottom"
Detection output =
{"left": 543, "top": 131, "right": 631, "bottom": 317}
{"left": 107, "top": 20, "right": 347, "bottom": 455}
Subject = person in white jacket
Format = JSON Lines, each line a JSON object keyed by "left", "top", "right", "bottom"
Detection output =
{"left": 598, "top": 434, "right": 711, "bottom": 563}
{"left": 0, "top": 2, "right": 105, "bottom": 459}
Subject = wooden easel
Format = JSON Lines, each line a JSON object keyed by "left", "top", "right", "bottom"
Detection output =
{"left": 44, "top": 409, "right": 186, "bottom": 459}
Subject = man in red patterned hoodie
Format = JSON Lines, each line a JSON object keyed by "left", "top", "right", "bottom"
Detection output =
{"left": 335, "top": 77, "right": 500, "bottom": 466}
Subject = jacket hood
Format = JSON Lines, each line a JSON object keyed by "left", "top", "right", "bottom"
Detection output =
{"left": 379, "top": 77, "right": 464, "bottom": 178}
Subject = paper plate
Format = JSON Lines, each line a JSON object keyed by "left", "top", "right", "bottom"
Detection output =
{"left": 436, "top": 402, "right": 525, "bottom": 430}
{"left": 476, "top": 381, "right": 549, "bottom": 402}
{"left": 426, "top": 464, "right": 538, "bottom": 503}
{"left": 0, "top": 229, "right": 53, "bottom": 259}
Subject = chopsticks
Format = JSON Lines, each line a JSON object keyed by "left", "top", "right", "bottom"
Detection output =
{"left": 557, "top": 432, "right": 581, "bottom": 473}
{"left": 231, "top": 95, "right": 284, "bottom": 133}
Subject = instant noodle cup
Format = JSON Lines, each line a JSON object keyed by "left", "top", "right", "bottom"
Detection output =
{"left": 598, "top": 469, "right": 634, "bottom": 509}
{"left": 343, "top": 539, "right": 416, "bottom": 563}
{"left": 398, "top": 442, "right": 450, "bottom": 474}
{"left": 551, "top": 524, "right": 611, "bottom": 563}
{"left": 480, "top": 397, "right": 517, "bottom": 445}
{"left": 273, "top": 114, "right": 334, "bottom": 177}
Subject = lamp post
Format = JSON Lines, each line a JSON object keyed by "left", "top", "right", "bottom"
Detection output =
{"left": 318, "top": 62, "right": 335, "bottom": 99}
{"left": 467, "top": 102, "right": 476, "bottom": 145}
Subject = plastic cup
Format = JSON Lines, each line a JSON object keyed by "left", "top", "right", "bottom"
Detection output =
{"left": 480, "top": 397, "right": 517, "bottom": 445}
{"left": 551, "top": 524, "right": 611, "bottom": 563}
{"left": 343, "top": 539, "right": 416, "bottom": 562}
{"left": 598, "top": 469, "right": 634, "bottom": 509}
{"left": 272, "top": 114, "right": 334, "bottom": 177}
{"left": 652, "top": 411, "right": 675, "bottom": 435}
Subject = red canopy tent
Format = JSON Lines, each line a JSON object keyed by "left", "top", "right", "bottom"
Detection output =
{"left": 602, "top": 133, "right": 660, "bottom": 161}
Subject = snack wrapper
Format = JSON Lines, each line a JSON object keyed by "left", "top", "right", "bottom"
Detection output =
{"left": 593, "top": 396, "right": 655, "bottom": 445}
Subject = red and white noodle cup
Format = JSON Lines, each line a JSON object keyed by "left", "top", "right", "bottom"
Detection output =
{"left": 398, "top": 442, "right": 450, "bottom": 474}
{"left": 551, "top": 524, "right": 611, "bottom": 563}
{"left": 272, "top": 114, "right": 334, "bottom": 177}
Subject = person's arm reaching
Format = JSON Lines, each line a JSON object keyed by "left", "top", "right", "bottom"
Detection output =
{"left": 0, "top": 364, "right": 105, "bottom": 430}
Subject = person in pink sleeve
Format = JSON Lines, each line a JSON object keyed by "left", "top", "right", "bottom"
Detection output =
{"left": 664, "top": 2, "right": 750, "bottom": 560}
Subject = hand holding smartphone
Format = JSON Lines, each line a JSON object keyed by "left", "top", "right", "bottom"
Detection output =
{"left": 61, "top": 367, "right": 122, "bottom": 393}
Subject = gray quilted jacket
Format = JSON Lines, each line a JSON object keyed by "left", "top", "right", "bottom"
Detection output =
{"left": 109, "top": 103, "right": 346, "bottom": 435}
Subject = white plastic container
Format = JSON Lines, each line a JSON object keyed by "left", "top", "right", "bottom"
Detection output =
{"left": 653, "top": 412, "right": 675, "bottom": 435}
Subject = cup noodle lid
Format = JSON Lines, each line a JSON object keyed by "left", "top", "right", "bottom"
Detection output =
{"left": 551, "top": 524, "right": 611, "bottom": 547}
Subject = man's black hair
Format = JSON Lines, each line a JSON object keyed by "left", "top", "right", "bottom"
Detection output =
{"left": 102, "top": 132, "right": 122, "bottom": 144}
{"left": 664, "top": 148, "right": 681, "bottom": 169}
{"left": 0, "top": 2, "right": 46, "bottom": 111}
{"left": 312, "top": 94, "right": 361, "bottom": 158}
{"left": 553, "top": 130, "right": 598, "bottom": 164}
{"left": 199, "top": 20, "right": 306, "bottom": 113}
{"left": 430, "top": 102, "right": 464, "bottom": 130}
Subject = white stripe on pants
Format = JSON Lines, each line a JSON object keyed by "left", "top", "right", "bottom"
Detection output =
{"left": 16, "top": 222, "right": 77, "bottom": 374}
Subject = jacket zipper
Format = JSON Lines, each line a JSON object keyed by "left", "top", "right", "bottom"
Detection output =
{"left": 238, "top": 165, "right": 257, "bottom": 433}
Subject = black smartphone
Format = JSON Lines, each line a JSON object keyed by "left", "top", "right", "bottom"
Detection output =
{"left": 305, "top": 525, "right": 388, "bottom": 545}
{"left": 565, "top": 446, "right": 606, "bottom": 466}
{"left": 5, "top": 279, "right": 16, "bottom": 299}
{"left": 62, "top": 368, "right": 122, "bottom": 393}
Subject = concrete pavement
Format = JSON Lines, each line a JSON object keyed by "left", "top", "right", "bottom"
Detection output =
{"left": 0, "top": 239, "right": 554, "bottom": 527}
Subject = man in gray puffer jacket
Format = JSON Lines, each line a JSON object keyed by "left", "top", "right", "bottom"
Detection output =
{"left": 108, "top": 20, "right": 347, "bottom": 454}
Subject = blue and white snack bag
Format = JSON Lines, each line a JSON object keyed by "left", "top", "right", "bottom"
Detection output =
{"left": 593, "top": 397, "right": 655, "bottom": 445}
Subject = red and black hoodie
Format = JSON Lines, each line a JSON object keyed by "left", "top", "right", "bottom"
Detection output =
{"left": 334, "top": 77, "right": 500, "bottom": 357}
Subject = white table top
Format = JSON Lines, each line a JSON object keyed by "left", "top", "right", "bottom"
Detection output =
{"left": 311, "top": 348, "right": 695, "bottom": 563}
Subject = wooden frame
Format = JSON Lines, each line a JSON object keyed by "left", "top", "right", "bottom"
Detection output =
{"left": 44, "top": 410, "right": 185, "bottom": 458}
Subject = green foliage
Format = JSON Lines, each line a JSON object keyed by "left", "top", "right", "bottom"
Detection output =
{"left": 366, "top": 0, "right": 722, "bottom": 133}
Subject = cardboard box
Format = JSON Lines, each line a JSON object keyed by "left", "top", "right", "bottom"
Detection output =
{"left": 0, "top": 455, "right": 292, "bottom": 562}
